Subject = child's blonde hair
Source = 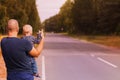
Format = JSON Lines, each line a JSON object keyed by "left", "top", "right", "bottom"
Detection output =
{"left": 23, "top": 24, "right": 33, "bottom": 35}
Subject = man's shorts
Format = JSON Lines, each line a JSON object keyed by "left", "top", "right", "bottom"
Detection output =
{"left": 7, "top": 72, "right": 34, "bottom": 80}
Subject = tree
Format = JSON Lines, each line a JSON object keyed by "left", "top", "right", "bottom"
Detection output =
{"left": 97, "top": 0, "right": 120, "bottom": 35}
{"left": 71, "top": 0, "right": 95, "bottom": 34}
{"left": 44, "top": 0, "right": 120, "bottom": 35}
{"left": 44, "top": 15, "right": 61, "bottom": 32}
{"left": 0, "top": 0, "right": 41, "bottom": 34}
{"left": 59, "top": 0, "right": 74, "bottom": 33}
{"left": 44, "top": 0, "right": 74, "bottom": 33}
{"left": 0, "top": 4, "right": 9, "bottom": 34}
{"left": 71, "top": 0, "right": 120, "bottom": 35}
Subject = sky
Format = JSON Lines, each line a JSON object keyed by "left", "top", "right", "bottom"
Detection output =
{"left": 36, "top": 0, "right": 66, "bottom": 22}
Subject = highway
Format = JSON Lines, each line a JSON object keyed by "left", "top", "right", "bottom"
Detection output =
{"left": 36, "top": 33, "right": 120, "bottom": 80}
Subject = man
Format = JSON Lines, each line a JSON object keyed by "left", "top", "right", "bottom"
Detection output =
{"left": 1, "top": 19, "right": 44, "bottom": 80}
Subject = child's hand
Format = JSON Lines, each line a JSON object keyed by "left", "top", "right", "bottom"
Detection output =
{"left": 41, "top": 29, "right": 44, "bottom": 39}
{"left": 38, "top": 30, "right": 41, "bottom": 33}
{"left": 37, "top": 29, "right": 44, "bottom": 39}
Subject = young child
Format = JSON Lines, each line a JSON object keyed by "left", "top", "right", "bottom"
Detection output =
{"left": 22, "top": 24, "right": 42, "bottom": 77}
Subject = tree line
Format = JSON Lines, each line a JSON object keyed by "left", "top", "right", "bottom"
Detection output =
{"left": 44, "top": 0, "right": 120, "bottom": 35}
{"left": 0, "top": 0, "right": 41, "bottom": 34}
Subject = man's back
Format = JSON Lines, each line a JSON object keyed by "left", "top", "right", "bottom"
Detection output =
{"left": 1, "top": 37, "right": 32, "bottom": 73}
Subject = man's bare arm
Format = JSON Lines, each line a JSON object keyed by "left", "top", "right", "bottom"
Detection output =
{"left": 29, "top": 38, "right": 44, "bottom": 57}
{"left": 29, "top": 30, "right": 44, "bottom": 57}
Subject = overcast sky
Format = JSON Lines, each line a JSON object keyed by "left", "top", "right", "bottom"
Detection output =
{"left": 36, "top": 0, "right": 66, "bottom": 22}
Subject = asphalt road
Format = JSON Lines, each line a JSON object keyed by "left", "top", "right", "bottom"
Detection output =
{"left": 36, "top": 33, "right": 120, "bottom": 80}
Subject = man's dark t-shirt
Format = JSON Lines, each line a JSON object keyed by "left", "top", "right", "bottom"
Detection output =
{"left": 1, "top": 37, "right": 33, "bottom": 74}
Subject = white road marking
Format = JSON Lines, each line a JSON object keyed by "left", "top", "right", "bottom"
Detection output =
{"left": 42, "top": 56, "right": 46, "bottom": 80}
{"left": 97, "top": 57, "right": 118, "bottom": 68}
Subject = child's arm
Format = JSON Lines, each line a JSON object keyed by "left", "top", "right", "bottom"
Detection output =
{"left": 33, "top": 30, "right": 42, "bottom": 44}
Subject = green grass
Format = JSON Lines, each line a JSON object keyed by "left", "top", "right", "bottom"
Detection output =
{"left": 66, "top": 33, "right": 120, "bottom": 49}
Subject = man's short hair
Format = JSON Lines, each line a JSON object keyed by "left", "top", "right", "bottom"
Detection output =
{"left": 7, "top": 19, "right": 19, "bottom": 32}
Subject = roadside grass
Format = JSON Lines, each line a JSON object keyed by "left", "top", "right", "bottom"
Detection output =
{"left": 0, "top": 35, "right": 6, "bottom": 79}
{"left": 64, "top": 33, "right": 120, "bottom": 49}
{"left": 0, "top": 50, "right": 6, "bottom": 79}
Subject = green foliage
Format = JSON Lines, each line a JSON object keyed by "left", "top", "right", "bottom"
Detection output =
{"left": 44, "top": 0, "right": 73, "bottom": 33}
{"left": 71, "top": 0, "right": 95, "bottom": 34}
{"left": 43, "top": 15, "right": 61, "bottom": 32}
{"left": 59, "top": 0, "right": 73, "bottom": 33}
{"left": 0, "top": 0, "right": 41, "bottom": 34}
{"left": 0, "top": 4, "right": 9, "bottom": 34}
{"left": 72, "top": 0, "right": 120, "bottom": 35}
{"left": 43, "top": 0, "right": 120, "bottom": 35}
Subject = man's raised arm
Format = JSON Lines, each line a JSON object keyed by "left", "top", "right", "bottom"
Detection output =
{"left": 29, "top": 30, "right": 44, "bottom": 57}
